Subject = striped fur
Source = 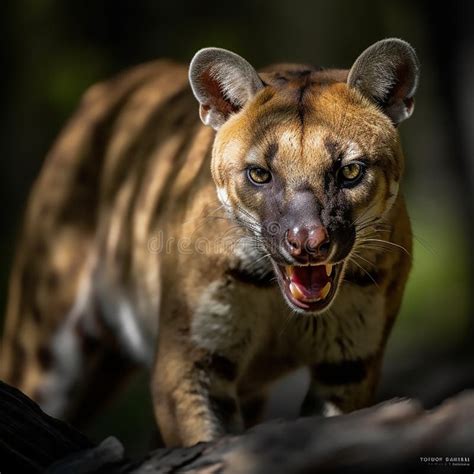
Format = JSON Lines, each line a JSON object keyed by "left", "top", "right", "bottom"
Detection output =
{"left": 0, "top": 40, "right": 416, "bottom": 446}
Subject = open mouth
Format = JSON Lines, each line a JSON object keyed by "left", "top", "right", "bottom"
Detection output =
{"left": 274, "top": 262, "right": 342, "bottom": 313}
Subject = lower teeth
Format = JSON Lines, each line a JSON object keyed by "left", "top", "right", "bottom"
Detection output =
{"left": 320, "top": 282, "right": 331, "bottom": 299}
{"left": 289, "top": 282, "right": 305, "bottom": 300}
{"left": 288, "top": 281, "right": 332, "bottom": 302}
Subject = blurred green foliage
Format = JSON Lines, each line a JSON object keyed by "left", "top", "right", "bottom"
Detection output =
{"left": 395, "top": 210, "right": 470, "bottom": 348}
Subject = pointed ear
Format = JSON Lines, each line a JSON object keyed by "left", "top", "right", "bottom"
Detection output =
{"left": 189, "top": 48, "right": 264, "bottom": 130}
{"left": 347, "top": 38, "right": 420, "bottom": 125}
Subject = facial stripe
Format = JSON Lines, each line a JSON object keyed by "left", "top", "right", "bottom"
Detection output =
{"left": 264, "top": 142, "right": 278, "bottom": 165}
{"left": 324, "top": 137, "right": 342, "bottom": 161}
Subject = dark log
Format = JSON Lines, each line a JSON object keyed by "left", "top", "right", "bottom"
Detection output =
{"left": 0, "top": 380, "right": 473, "bottom": 474}
{"left": 0, "top": 381, "right": 94, "bottom": 473}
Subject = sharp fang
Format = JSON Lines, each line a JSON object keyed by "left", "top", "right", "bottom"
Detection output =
{"left": 325, "top": 264, "right": 332, "bottom": 277}
{"left": 286, "top": 266, "right": 294, "bottom": 277}
{"left": 289, "top": 282, "right": 305, "bottom": 300}
{"left": 321, "top": 282, "right": 331, "bottom": 300}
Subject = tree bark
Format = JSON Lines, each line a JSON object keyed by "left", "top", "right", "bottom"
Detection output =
{"left": 1, "top": 381, "right": 473, "bottom": 474}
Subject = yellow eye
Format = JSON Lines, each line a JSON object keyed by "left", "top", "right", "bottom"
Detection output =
{"left": 248, "top": 167, "right": 272, "bottom": 185}
{"left": 339, "top": 162, "right": 364, "bottom": 186}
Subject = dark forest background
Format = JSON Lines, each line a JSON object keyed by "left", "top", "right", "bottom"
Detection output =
{"left": 1, "top": 0, "right": 473, "bottom": 455}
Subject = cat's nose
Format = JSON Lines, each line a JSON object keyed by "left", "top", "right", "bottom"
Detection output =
{"left": 286, "top": 225, "right": 330, "bottom": 263}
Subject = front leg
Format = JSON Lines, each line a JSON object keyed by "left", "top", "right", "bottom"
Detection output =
{"left": 301, "top": 355, "right": 382, "bottom": 417}
{"left": 152, "top": 331, "right": 243, "bottom": 446}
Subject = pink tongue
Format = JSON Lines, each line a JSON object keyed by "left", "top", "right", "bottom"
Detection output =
{"left": 291, "top": 266, "right": 329, "bottom": 298}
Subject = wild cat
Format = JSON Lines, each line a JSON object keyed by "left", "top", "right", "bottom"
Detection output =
{"left": 1, "top": 38, "right": 418, "bottom": 446}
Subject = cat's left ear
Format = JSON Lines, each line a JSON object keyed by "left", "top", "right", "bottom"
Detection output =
{"left": 348, "top": 38, "right": 420, "bottom": 125}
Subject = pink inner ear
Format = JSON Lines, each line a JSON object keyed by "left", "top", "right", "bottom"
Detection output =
{"left": 388, "top": 62, "right": 414, "bottom": 104}
{"left": 200, "top": 68, "right": 240, "bottom": 118}
{"left": 403, "top": 96, "right": 414, "bottom": 112}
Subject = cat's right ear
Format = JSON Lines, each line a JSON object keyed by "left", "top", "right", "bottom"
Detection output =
{"left": 189, "top": 48, "right": 264, "bottom": 130}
